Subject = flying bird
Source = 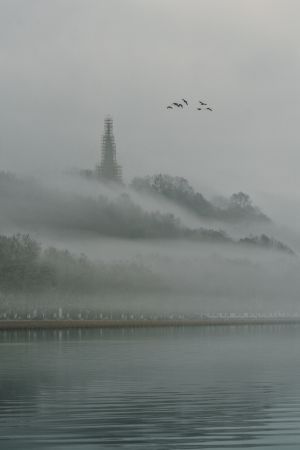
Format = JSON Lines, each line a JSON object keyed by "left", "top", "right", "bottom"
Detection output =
{"left": 166, "top": 98, "right": 213, "bottom": 113}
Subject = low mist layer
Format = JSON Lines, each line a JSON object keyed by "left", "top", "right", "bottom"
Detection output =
{"left": 0, "top": 172, "right": 292, "bottom": 253}
{"left": 0, "top": 171, "right": 298, "bottom": 317}
{"left": 0, "top": 234, "right": 299, "bottom": 317}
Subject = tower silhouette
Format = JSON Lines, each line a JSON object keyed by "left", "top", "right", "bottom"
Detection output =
{"left": 96, "top": 116, "right": 122, "bottom": 183}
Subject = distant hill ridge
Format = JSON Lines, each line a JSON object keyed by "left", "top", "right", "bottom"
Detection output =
{"left": 0, "top": 171, "right": 293, "bottom": 255}
{"left": 131, "top": 174, "right": 270, "bottom": 224}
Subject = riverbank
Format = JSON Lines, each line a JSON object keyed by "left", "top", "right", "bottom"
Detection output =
{"left": 1, "top": 318, "right": 300, "bottom": 330}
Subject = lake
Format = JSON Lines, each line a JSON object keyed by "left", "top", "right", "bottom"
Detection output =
{"left": 1, "top": 325, "right": 300, "bottom": 449}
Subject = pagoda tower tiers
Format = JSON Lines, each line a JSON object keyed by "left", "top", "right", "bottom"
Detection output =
{"left": 96, "top": 116, "right": 122, "bottom": 183}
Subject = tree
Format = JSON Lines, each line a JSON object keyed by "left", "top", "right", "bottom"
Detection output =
{"left": 230, "top": 192, "right": 252, "bottom": 209}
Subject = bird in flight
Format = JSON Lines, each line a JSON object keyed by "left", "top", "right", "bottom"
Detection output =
{"left": 166, "top": 98, "right": 213, "bottom": 112}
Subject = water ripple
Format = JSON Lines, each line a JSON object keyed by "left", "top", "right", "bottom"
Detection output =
{"left": 1, "top": 326, "right": 300, "bottom": 449}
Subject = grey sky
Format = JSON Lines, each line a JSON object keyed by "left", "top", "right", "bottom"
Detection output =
{"left": 0, "top": 0, "right": 300, "bottom": 197}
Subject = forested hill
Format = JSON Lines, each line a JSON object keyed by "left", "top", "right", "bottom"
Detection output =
{"left": 0, "top": 172, "right": 293, "bottom": 254}
{"left": 131, "top": 174, "right": 270, "bottom": 223}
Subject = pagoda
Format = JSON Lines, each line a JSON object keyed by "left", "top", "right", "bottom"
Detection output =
{"left": 96, "top": 116, "right": 122, "bottom": 183}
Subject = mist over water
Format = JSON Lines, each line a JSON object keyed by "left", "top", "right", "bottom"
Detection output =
{"left": 0, "top": 170, "right": 299, "bottom": 316}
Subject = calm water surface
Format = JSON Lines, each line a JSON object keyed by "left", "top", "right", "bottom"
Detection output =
{"left": 1, "top": 325, "right": 300, "bottom": 449}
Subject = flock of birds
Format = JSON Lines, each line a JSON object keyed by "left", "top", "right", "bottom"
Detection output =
{"left": 166, "top": 98, "right": 213, "bottom": 111}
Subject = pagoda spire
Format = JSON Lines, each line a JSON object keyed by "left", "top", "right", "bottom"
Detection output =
{"left": 96, "top": 116, "right": 122, "bottom": 183}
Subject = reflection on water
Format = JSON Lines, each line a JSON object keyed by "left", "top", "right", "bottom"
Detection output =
{"left": 1, "top": 325, "right": 300, "bottom": 449}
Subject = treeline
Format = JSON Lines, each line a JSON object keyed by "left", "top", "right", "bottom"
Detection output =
{"left": 131, "top": 174, "right": 270, "bottom": 223}
{"left": 0, "top": 172, "right": 235, "bottom": 240}
{"left": 240, "top": 234, "right": 294, "bottom": 255}
{"left": 0, "top": 172, "right": 293, "bottom": 253}
{"left": 0, "top": 234, "right": 163, "bottom": 294}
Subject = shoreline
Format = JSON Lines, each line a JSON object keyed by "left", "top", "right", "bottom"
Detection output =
{"left": 0, "top": 318, "right": 300, "bottom": 330}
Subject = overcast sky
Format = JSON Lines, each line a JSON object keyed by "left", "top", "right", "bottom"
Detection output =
{"left": 1, "top": 0, "right": 300, "bottom": 197}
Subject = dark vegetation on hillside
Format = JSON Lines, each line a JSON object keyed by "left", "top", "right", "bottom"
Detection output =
{"left": 131, "top": 174, "right": 270, "bottom": 223}
{"left": 0, "top": 172, "right": 293, "bottom": 254}
{"left": 0, "top": 234, "right": 163, "bottom": 294}
{"left": 240, "top": 234, "right": 294, "bottom": 254}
